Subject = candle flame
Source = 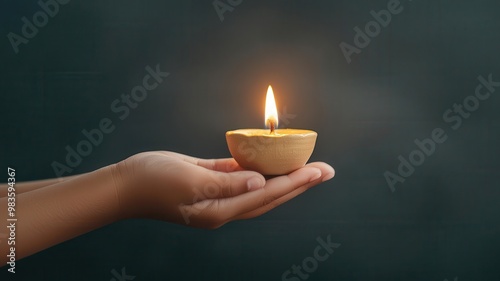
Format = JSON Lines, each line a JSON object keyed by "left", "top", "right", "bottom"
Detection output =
{"left": 265, "top": 85, "right": 278, "bottom": 130}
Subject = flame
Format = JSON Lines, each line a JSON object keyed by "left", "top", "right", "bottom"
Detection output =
{"left": 265, "top": 85, "right": 278, "bottom": 130}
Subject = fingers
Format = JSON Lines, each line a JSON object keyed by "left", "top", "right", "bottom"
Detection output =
{"left": 179, "top": 162, "right": 334, "bottom": 229}
{"left": 233, "top": 185, "right": 311, "bottom": 220}
{"left": 309, "top": 162, "right": 335, "bottom": 182}
{"left": 207, "top": 166, "right": 323, "bottom": 221}
{"left": 232, "top": 163, "right": 335, "bottom": 220}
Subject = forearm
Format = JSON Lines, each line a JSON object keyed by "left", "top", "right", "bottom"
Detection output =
{"left": 0, "top": 175, "right": 83, "bottom": 198}
{"left": 0, "top": 165, "right": 122, "bottom": 264}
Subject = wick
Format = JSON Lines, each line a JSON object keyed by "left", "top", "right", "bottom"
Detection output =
{"left": 270, "top": 122, "right": 275, "bottom": 134}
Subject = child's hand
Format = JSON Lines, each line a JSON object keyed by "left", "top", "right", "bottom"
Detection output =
{"left": 114, "top": 151, "right": 335, "bottom": 229}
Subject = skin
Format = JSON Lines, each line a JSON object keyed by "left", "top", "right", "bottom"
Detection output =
{"left": 0, "top": 151, "right": 334, "bottom": 264}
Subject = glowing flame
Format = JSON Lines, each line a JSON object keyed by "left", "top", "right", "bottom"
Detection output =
{"left": 265, "top": 85, "right": 278, "bottom": 130}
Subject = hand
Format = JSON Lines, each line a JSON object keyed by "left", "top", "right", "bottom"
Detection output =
{"left": 114, "top": 151, "right": 335, "bottom": 229}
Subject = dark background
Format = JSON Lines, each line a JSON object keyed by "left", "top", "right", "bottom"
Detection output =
{"left": 1, "top": 0, "right": 500, "bottom": 280}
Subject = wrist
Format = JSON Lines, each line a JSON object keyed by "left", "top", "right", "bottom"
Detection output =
{"left": 109, "top": 158, "right": 151, "bottom": 220}
{"left": 107, "top": 162, "right": 134, "bottom": 220}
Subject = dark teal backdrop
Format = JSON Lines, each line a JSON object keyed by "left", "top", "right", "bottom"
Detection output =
{"left": 1, "top": 0, "right": 500, "bottom": 280}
